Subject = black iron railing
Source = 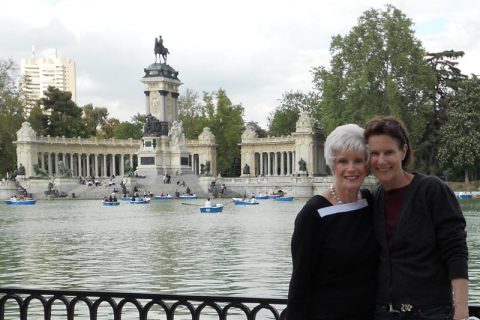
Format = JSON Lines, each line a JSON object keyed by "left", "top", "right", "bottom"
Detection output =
{"left": 0, "top": 288, "right": 479, "bottom": 320}
{"left": 0, "top": 288, "right": 287, "bottom": 320}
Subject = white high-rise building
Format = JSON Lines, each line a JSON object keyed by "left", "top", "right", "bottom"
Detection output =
{"left": 21, "top": 51, "right": 76, "bottom": 113}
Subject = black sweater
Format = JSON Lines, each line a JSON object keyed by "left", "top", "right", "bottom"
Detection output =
{"left": 287, "top": 191, "right": 378, "bottom": 320}
{"left": 373, "top": 172, "right": 468, "bottom": 307}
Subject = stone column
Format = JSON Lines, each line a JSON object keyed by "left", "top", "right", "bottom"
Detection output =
{"left": 46, "top": 153, "right": 52, "bottom": 175}
{"left": 41, "top": 152, "right": 45, "bottom": 170}
{"left": 281, "top": 152, "right": 285, "bottom": 176}
{"left": 70, "top": 154, "right": 74, "bottom": 174}
{"left": 103, "top": 155, "right": 107, "bottom": 177}
{"left": 77, "top": 154, "right": 82, "bottom": 177}
{"left": 159, "top": 90, "right": 168, "bottom": 121}
{"left": 129, "top": 154, "right": 133, "bottom": 171}
{"left": 172, "top": 92, "right": 180, "bottom": 121}
{"left": 120, "top": 154, "right": 125, "bottom": 176}
{"left": 86, "top": 154, "right": 90, "bottom": 177}
{"left": 54, "top": 153, "right": 59, "bottom": 175}
{"left": 144, "top": 91, "right": 151, "bottom": 114}
{"left": 267, "top": 152, "right": 271, "bottom": 176}
{"left": 112, "top": 154, "right": 116, "bottom": 177}
{"left": 94, "top": 154, "right": 99, "bottom": 177}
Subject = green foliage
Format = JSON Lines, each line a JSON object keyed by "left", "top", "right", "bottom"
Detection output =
{"left": 438, "top": 77, "right": 480, "bottom": 183}
{"left": 415, "top": 50, "right": 467, "bottom": 174}
{"left": 82, "top": 104, "right": 109, "bottom": 137}
{"left": 245, "top": 121, "right": 268, "bottom": 138}
{"left": 113, "top": 121, "right": 143, "bottom": 139}
{"left": 39, "top": 86, "right": 88, "bottom": 138}
{"left": 98, "top": 118, "right": 120, "bottom": 139}
{"left": 27, "top": 105, "right": 48, "bottom": 136}
{"left": 268, "top": 90, "right": 320, "bottom": 136}
{"left": 313, "top": 4, "right": 435, "bottom": 146}
{"left": 179, "top": 88, "right": 245, "bottom": 176}
{"left": 0, "top": 59, "right": 25, "bottom": 177}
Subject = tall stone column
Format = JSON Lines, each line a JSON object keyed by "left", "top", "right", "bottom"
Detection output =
{"left": 103, "top": 155, "right": 107, "bottom": 177}
{"left": 77, "top": 154, "right": 82, "bottom": 177}
{"left": 54, "top": 153, "right": 59, "bottom": 175}
{"left": 47, "top": 153, "right": 53, "bottom": 175}
{"left": 172, "top": 92, "right": 180, "bottom": 121}
{"left": 94, "top": 154, "right": 99, "bottom": 177}
{"left": 86, "top": 154, "right": 90, "bottom": 177}
{"left": 70, "top": 154, "right": 74, "bottom": 174}
{"left": 281, "top": 152, "right": 285, "bottom": 176}
{"left": 129, "top": 154, "right": 133, "bottom": 170}
{"left": 41, "top": 152, "right": 45, "bottom": 170}
{"left": 112, "top": 154, "right": 116, "bottom": 177}
{"left": 120, "top": 154, "right": 124, "bottom": 176}
{"left": 159, "top": 90, "right": 168, "bottom": 121}
{"left": 144, "top": 91, "right": 151, "bottom": 114}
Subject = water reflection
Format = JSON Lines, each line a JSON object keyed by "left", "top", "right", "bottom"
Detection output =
{"left": 0, "top": 198, "right": 478, "bottom": 305}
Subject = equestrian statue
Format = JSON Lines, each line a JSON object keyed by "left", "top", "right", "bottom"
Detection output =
{"left": 154, "top": 35, "right": 170, "bottom": 64}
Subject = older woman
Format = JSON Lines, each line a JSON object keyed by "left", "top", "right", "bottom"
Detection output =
{"left": 287, "top": 124, "right": 378, "bottom": 320}
{"left": 364, "top": 116, "right": 468, "bottom": 320}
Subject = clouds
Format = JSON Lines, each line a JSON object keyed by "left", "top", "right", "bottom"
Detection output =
{"left": 1, "top": 0, "right": 479, "bottom": 127}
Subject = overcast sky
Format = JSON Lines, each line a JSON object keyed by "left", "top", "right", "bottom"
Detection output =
{"left": 1, "top": 0, "right": 479, "bottom": 127}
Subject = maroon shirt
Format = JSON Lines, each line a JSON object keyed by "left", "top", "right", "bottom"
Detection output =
{"left": 384, "top": 185, "right": 409, "bottom": 243}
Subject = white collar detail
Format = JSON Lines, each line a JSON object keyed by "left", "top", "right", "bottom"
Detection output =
{"left": 318, "top": 198, "right": 368, "bottom": 218}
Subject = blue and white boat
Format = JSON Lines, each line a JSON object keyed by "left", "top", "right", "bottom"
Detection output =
{"left": 254, "top": 195, "right": 269, "bottom": 200}
{"left": 129, "top": 198, "right": 151, "bottom": 204}
{"left": 4, "top": 198, "right": 36, "bottom": 205}
{"left": 179, "top": 194, "right": 198, "bottom": 200}
{"left": 274, "top": 196, "right": 294, "bottom": 202}
{"left": 456, "top": 192, "right": 473, "bottom": 199}
{"left": 200, "top": 204, "right": 224, "bottom": 213}
{"left": 120, "top": 197, "right": 132, "bottom": 201}
{"left": 102, "top": 201, "right": 120, "bottom": 206}
{"left": 154, "top": 195, "right": 174, "bottom": 200}
{"left": 232, "top": 198, "right": 259, "bottom": 205}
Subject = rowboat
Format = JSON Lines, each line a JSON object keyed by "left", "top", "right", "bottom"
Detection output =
{"left": 103, "top": 201, "right": 120, "bottom": 206}
{"left": 232, "top": 198, "right": 259, "bottom": 205}
{"left": 4, "top": 198, "right": 36, "bottom": 205}
{"left": 254, "top": 195, "right": 269, "bottom": 200}
{"left": 456, "top": 192, "right": 473, "bottom": 199}
{"left": 200, "top": 204, "right": 224, "bottom": 213}
{"left": 274, "top": 196, "right": 294, "bottom": 201}
{"left": 129, "top": 198, "right": 151, "bottom": 204}
{"left": 179, "top": 194, "right": 198, "bottom": 200}
{"left": 154, "top": 195, "right": 174, "bottom": 200}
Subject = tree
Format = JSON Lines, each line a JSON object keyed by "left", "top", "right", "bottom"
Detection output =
{"left": 0, "top": 59, "right": 25, "bottom": 177}
{"left": 245, "top": 121, "right": 268, "bottom": 138}
{"left": 98, "top": 117, "right": 120, "bottom": 139}
{"left": 415, "top": 50, "right": 467, "bottom": 174}
{"left": 268, "top": 90, "right": 320, "bottom": 136}
{"left": 206, "top": 89, "right": 245, "bottom": 176}
{"left": 112, "top": 115, "right": 143, "bottom": 139}
{"left": 82, "top": 104, "right": 109, "bottom": 137}
{"left": 178, "top": 89, "right": 209, "bottom": 139}
{"left": 312, "top": 5, "right": 435, "bottom": 146}
{"left": 26, "top": 105, "right": 48, "bottom": 136}
{"left": 438, "top": 76, "right": 480, "bottom": 183}
{"left": 39, "top": 86, "right": 88, "bottom": 138}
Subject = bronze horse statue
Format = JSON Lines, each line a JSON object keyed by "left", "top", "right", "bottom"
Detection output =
{"left": 154, "top": 36, "right": 170, "bottom": 64}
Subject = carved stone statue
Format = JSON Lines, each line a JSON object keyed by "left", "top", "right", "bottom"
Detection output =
{"left": 243, "top": 164, "right": 250, "bottom": 175}
{"left": 124, "top": 159, "right": 134, "bottom": 177}
{"left": 200, "top": 163, "right": 205, "bottom": 175}
{"left": 298, "top": 158, "right": 307, "bottom": 171}
{"left": 168, "top": 120, "right": 185, "bottom": 145}
{"left": 205, "top": 161, "right": 211, "bottom": 176}
{"left": 154, "top": 35, "right": 170, "bottom": 64}
{"left": 57, "top": 161, "right": 72, "bottom": 177}
{"left": 143, "top": 114, "right": 162, "bottom": 137}
{"left": 17, "top": 164, "right": 25, "bottom": 176}
{"left": 33, "top": 164, "right": 48, "bottom": 177}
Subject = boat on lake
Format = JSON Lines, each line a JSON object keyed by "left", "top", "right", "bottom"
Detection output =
{"left": 274, "top": 196, "right": 294, "bottom": 202}
{"left": 4, "top": 198, "right": 36, "bottom": 205}
{"left": 179, "top": 194, "right": 197, "bottom": 200}
{"left": 456, "top": 192, "right": 473, "bottom": 199}
{"left": 154, "top": 194, "right": 174, "bottom": 200}
{"left": 129, "top": 198, "right": 151, "bottom": 204}
{"left": 200, "top": 204, "right": 224, "bottom": 213}
{"left": 232, "top": 198, "right": 259, "bottom": 205}
{"left": 102, "top": 201, "right": 120, "bottom": 206}
{"left": 254, "top": 195, "right": 269, "bottom": 200}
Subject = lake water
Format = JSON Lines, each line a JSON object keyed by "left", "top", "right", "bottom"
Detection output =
{"left": 0, "top": 198, "right": 479, "bottom": 307}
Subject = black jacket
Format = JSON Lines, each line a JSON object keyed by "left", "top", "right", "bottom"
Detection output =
{"left": 287, "top": 190, "right": 378, "bottom": 319}
{"left": 373, "top": 172, "right": 468, "bottom": 307}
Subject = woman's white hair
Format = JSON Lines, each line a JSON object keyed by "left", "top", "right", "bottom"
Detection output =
{"left": 324, "top": 124, "right": 367, "bottom": 169}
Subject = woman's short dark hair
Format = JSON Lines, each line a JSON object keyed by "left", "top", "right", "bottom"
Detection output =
{"left": 364, "top": 116, "right": 414, "bottom": 168}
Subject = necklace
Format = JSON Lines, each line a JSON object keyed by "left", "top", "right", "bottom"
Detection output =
{"left": 330, "top": 185, "right": 342, "bottom": 204}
